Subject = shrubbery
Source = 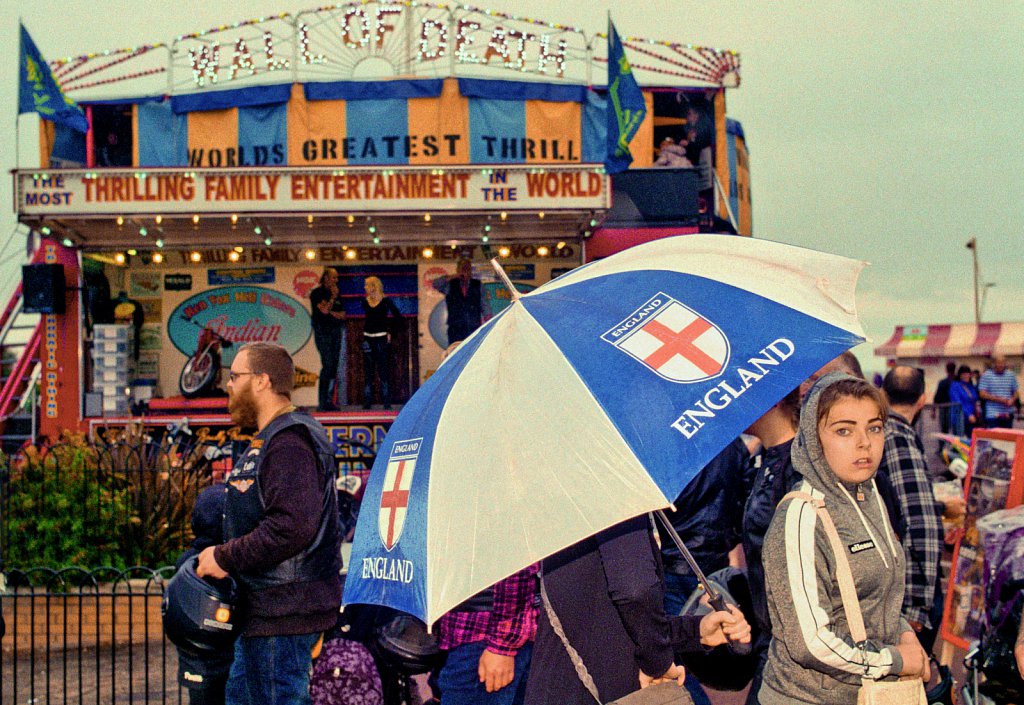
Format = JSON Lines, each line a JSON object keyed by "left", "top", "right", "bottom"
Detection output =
{"left": 1, "top": 431, "right": 206, "bottom": 570}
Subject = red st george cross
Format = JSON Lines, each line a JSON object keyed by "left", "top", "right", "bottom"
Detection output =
{"left": 380, "top": 460, "right": 410, "bottom": 549}
{"left": 642, "top": 317, "right": 721, "bottom": 376}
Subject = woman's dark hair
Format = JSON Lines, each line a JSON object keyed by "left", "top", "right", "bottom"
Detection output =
{"left": 778, "top": 386, "right": 801, "bottom": 428}
{"left": 816, "top": 377, "right": 888, "bottom": 428}
{"left": 957, "top": 365, "right": 972, "bottom": 377}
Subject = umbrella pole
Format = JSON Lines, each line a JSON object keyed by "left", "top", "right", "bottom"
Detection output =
{"left": 653, "top": 510, "right": 722, "bottom": 606}
{"left": 654, "top": 510, "right": 752, "bottom": 655}
{"left": 490, "top": 258, "right": 522, "bottom": 301}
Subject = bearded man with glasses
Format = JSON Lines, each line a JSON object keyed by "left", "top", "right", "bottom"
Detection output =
{"left": 198, "top": 342, "right": 342, "bottom": 705}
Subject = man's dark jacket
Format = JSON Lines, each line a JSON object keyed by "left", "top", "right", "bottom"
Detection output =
{"left": 217, "top": 410, "right": 341, "bottom": 637}
{"left": 659, "top": 438, "right": 750, "bottom": 577}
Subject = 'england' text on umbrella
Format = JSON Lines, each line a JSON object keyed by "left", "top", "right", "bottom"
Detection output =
{"left": 670, "top": 338, "right": 795, "bottom": 440}
{"left": 362, "top": 557, "right": 415, "bottom": 583}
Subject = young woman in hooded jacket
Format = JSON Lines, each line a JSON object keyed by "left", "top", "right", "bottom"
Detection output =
{"left": 757, "top": 373, "right": 928, "bottom": 705}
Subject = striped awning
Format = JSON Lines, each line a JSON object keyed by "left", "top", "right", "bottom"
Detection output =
{"left": 875, "top": 321, "right": 1024, "bottom": 359}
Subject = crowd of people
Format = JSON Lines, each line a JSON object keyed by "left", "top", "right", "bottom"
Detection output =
{"left": 933, "top": 355, "right": 1021, "bottom": 437}
{"left": 164, "top": 339, "right": 1024, "bottom": 705}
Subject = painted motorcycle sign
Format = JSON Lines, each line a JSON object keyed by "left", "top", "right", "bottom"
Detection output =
{"left": 168, "top": 285, "right": 312, "bottom": 364}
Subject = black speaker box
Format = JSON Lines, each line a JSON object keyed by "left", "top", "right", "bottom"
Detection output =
{"left": 22, "top": 264, "right": 66, "bottom": 314}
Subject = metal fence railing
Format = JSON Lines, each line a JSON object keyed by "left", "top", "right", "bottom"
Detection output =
{"left": 0, "top": 432, "right": 227, "bottom": 571}
{"left": 0, "top": 424, "right": 388, "bottom": 704}
{"left": 1, "top": 565, "right": 183, "bottom": 705}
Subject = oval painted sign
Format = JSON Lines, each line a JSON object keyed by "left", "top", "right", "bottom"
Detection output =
{"left": 168, "top": 285, "right": 312, "bottom": 363}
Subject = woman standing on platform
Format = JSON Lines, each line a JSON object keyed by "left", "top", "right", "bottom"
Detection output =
{"left": 360, "top": 276, "right": 401, "bottom": 409}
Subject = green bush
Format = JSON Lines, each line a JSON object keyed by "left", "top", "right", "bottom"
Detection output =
{"left": 1, "top": 435, "right": 208, "bottom": 570}
{"left": 2, "top": 442, "right": 132, "bottom": 569}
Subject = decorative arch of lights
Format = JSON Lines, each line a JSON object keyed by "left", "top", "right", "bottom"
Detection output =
{"left": 49, "top": 2, "right": 741, "bottom": 101}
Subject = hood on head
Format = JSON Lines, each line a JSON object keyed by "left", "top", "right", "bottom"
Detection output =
{"left": 192, "top": 483, "right": 226, "bottom": 546}
{"left": 792, "top": 370, "right": 858, "bottom": 498}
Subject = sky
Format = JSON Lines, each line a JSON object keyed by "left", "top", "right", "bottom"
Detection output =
{"left": 2, "top": 1, "right": 1022, "bottom": 374}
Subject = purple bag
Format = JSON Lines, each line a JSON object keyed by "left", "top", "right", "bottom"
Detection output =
{"left": 310, "top": 637, "right": 384, "bottom": 705}
{"left": 979, "top": 506, "right": 1024, "bottom": 621}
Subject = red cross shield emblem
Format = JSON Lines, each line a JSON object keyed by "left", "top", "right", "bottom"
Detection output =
{"left": 378, "top": 438, "right": 422, "bottom": 551}
{"left": 602, "top": 293, "right": 730, "bottom": 383}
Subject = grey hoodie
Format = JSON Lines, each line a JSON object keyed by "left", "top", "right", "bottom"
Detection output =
{"left": 758, "top": 372, "right": 911, "bottom": 705}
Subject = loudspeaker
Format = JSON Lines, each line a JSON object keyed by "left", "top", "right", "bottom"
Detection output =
{"left": 22, "top": 264, "right": 66, "bottom": 314}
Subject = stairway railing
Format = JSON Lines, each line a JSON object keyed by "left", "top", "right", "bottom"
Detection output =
{"left": 0, "top": 282, "right": 43, "bottom": 422}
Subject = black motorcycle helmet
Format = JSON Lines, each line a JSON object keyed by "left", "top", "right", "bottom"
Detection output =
{"left": 162, "top": 558, "right": 241, "bottom": 654}
{"left": 367, "top": 609, "right": 445, "bottom": 676}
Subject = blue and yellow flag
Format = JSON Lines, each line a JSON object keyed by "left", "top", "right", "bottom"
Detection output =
{"left": 19, "top": 24, "right": 88, "bottom": 133}
{"left": 606, "top": 19, "right": 646, "bottom": 173}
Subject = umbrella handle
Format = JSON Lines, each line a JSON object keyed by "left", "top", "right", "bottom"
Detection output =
{"left": 653, "top": 510, "right": 751, "bottom": 656}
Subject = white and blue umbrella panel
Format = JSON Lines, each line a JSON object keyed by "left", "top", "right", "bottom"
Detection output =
{"left": 344, "top": 235, "right": 866, "bottom": 626}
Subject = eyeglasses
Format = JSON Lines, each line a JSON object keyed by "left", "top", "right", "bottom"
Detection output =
{"left": 228, "top": 371, "right": 257, "bottom": 383}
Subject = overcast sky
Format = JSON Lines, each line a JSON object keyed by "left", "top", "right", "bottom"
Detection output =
{"left": 3, "top": 1, "right": 1022, "bottom": 373}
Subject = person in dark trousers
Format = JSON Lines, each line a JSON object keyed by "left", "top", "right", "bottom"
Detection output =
{"left": 934, "top": 361, "right": 957, "bottom": 433}
{"left": 741, "top": 387, "right": 801, "bottom": 705}
{"left": 879, "top": 367, "right": 965, "bottom": 654}
{"left": 950, "top": 364, "right": 981, "bottom": 437}
{"left": 310, "top": 268, "right": 347, "bottom": 411}
{"left": 360, "top": 276, "right": 402, "bottom": 409}
{"left": 523, "top": 515, "right": 750, "bottom": 705}
{"left": 658, "top": 437, "right": 749, "bottom": 705}
{"left": 435, "top": 566, "right": 538, "bottom": 705}
{"left": 174, "top": 484, "right": 231, "bottom": 705}
{"left": 197, "top": 342, "right": 342, "bottom": 705}
{"left": 444, "top": 258, "right": 483, "bottom": 346}
{"left": 978, "top": 355, "right": 1020, "bottom": 428}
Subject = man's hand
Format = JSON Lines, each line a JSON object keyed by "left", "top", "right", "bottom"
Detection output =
{"left": 699, "top": 604, "right": 752, "bottom": 648}
{"left": 478, "top": 649, "right": 515, "bottom": 693}
{"left": 639, "top": 663, "right": 685, "bottom": 689}
{"left": 196, "top": 546, "right": 228, "bottom": 579}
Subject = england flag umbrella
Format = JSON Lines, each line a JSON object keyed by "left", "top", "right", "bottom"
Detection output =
{"left": 343, "top": 234, "right": 867, "bottom": 626}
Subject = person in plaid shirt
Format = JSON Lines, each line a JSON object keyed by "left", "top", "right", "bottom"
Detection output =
{"left": 878, "top": 366, "right": 964, "bottom": 653}
{"left": 435, "top": 565, "right": 538, "bottom": 705}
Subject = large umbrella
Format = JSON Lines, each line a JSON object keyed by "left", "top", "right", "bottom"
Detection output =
{"left": 343, "top": 234, "right": 866, "bottom": 626}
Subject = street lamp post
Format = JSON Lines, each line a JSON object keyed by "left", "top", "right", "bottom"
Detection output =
{"left": 966, "top": 237, "right": 979, "bottom": 324}
{"left": 982, "top": 282, "right": 996, "bottom": 320}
